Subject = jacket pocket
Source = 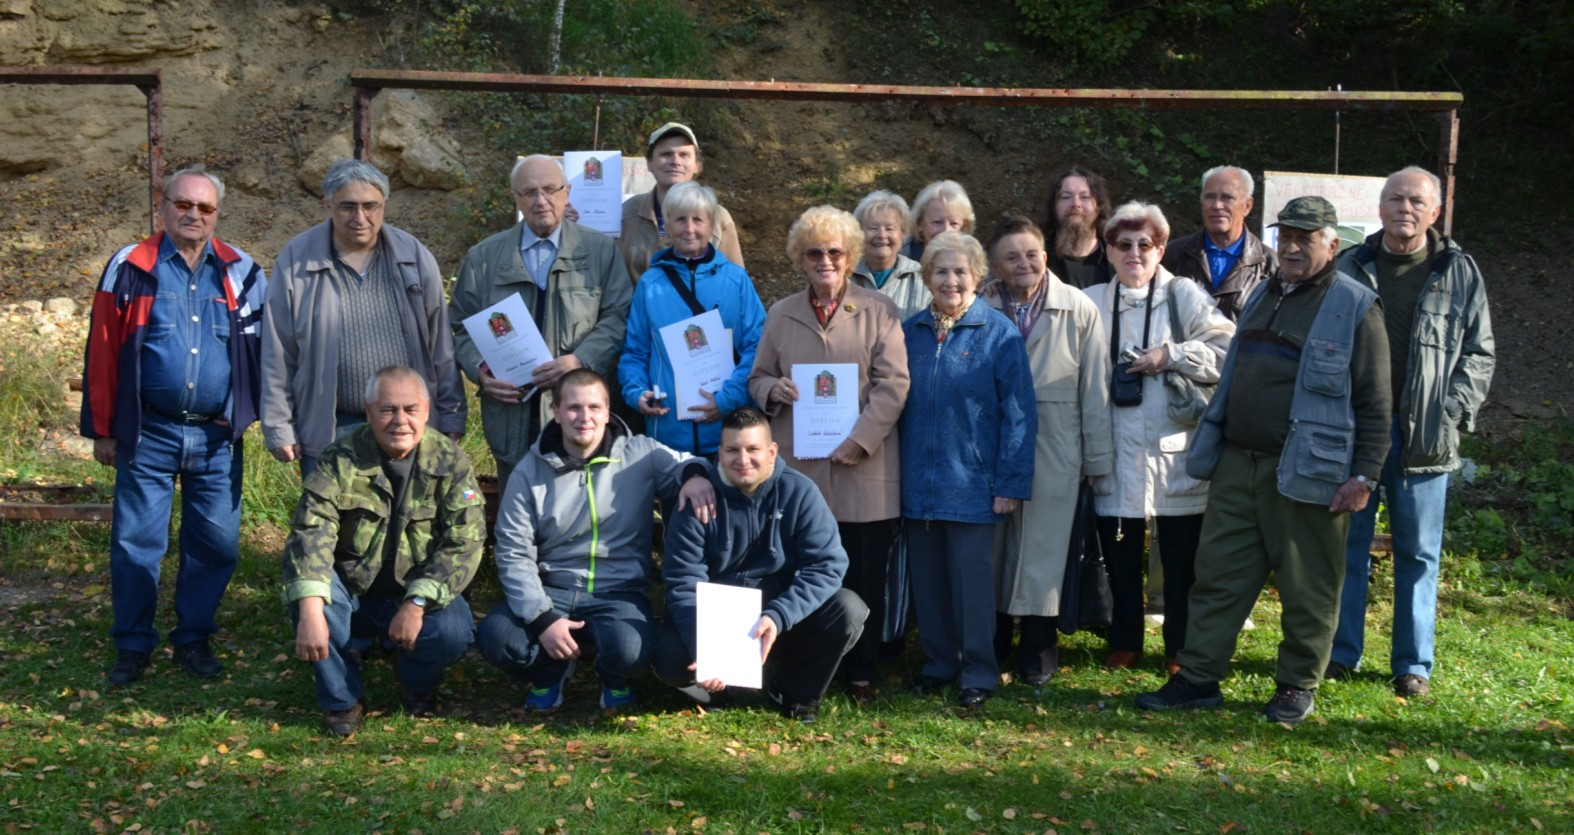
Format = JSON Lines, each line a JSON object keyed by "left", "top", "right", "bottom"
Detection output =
{"left": 1291, "top": 422, "right": 1353, "bottom": 483}
{"left": 558, "top": 275, "right": 603, "bottom": 345}
{"left": 1415, "top": 287, "right": 1454, "bottom": 348}
{"left": 1303, "top": 338, "right": 1351, "bottom": 397}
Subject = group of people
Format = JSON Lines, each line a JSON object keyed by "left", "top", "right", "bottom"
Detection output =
{"left": 81, "top": 117, "right": 1493, "bottom": 736}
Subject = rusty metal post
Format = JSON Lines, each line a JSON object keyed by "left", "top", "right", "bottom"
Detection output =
{"left": 1437, "top": 109, "right": 1460, "bottom": 236}
{"left": 139, "top": 72, "right": 164, "bottom": 235}
{"left": 353, "top": 86, "right": 379, "bottom": 162}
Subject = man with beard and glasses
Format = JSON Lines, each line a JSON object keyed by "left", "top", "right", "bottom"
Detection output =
{"left": 1040, "top": 166, "right": 1114, "bottom": 290}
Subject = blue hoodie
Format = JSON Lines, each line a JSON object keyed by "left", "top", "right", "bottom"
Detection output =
{"left": 619, "top": 246, "right": 766, "bottom": 455}
{"left": 662, "top": 456, "right": 847, "bottom": 657}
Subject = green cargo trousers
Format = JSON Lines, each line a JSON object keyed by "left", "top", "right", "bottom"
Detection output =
{"left": 1178, "top": 444, "right": 1350, "bottom": 691}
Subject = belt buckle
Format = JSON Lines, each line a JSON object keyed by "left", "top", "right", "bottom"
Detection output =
{"left": 182, "top": 413, "right": 212, "bottom": 424}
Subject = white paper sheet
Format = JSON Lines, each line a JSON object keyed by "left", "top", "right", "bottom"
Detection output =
{"left": 790, "top": 363, "right": 861, "bottom": 459}
{"left": 563, "top": 151, "right": 623, "bottom": 236}
{"left": 695, "top": 582, "right": 762, "bottom": 688}
{"left": 460, "top": 293, "right": 554, "bottom": 388}
{"left": 658, "top": 309, "right": 735, "bottom": 421}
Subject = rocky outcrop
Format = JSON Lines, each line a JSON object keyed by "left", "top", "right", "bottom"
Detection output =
{"left": 299, "top": 91, "right": 467, "bottom": 194}
{"left": 0, "top": 0, "right": 223, "bottom": 65}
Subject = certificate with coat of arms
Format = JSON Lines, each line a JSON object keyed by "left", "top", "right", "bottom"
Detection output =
{"left": 460, "top": 292, "right": 554, "bottom": 388}
{"left": 562, "top": 150, "right": 623, "bottom": 236}
{"left": 658, "top": 308, "right": 734, "bottom": 421}
{"left": 790, "top": 363, "right": 860, "bottom": 459}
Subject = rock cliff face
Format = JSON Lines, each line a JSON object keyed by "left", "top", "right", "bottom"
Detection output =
{"left": 0, "top": 1, "right": 476, "bottom": 305}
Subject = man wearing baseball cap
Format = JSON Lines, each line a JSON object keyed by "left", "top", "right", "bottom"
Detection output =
{"left": 1135, "top": 196, "right": 1391, "bottom": 724}
{"left": 617, "top": 122, "right": 745, "bottom": 282}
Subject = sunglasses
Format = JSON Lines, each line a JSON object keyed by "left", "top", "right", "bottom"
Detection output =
{"left": 1112, "top": 240, "right": 1156, "bottom": 253}
{"left": 168, "top": 199, "right": 218, "bottom": 216}
{"left": 806, "top": 247, "right": 847, "bottom": 262}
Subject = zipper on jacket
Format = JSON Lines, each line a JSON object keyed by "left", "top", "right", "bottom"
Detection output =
{"left": 582, "top": 456, "right": 615, "bottom": 592}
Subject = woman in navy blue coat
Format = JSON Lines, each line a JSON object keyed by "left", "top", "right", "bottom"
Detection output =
{"left": 899, "top": 231, "right": 1037, "bottom": 709}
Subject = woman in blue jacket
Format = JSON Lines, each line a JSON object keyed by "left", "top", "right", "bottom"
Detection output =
{"left": 619, "top": 182, "right": 766, "bottom": 457}
{"left": 900, "top": 231, "right": 1037, "bottom": 709}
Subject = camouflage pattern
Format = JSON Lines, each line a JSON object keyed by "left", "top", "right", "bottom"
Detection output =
{"left": 282, "top": 426, "right": 486, "bottom": 609}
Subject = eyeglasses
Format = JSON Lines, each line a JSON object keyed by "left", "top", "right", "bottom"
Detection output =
{"left": 513, "top": 185, "right": 568, "bottom": 202}
{"left": 1112, "top": 240, "right": 1156, "bottom": 253}
{"left": 806, "top": 247, "right": 847, "bottom": 262}
{"left": 167, "top": 199, "right": 218, "bottom": 216}
{"left": 333, "top": 201, "right": 384, "bottom": 215}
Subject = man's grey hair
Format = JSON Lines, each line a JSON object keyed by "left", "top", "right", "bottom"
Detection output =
{"left": 363, "top": 365, "right": 430, "bottom": 404}
{"left": 662, "top": 181, "right": 718, "bottom": 223}
{"left": 509, "top": 154, "right": 565, "bottom": 186}
{"left": 322, "top": 159, "right": 390, "bottom": 201}
{"left": 165, "top": 165, "right": 226, "bottom": 203}
{"left": 1200, "top": 165, "right": 1254, "bottom": 200}
{"left": 853, "top": 189, "right": 912, "bottom": 234}
{"left": 1312, "top": 226, "right": 1340, "bottom": 248}
{"left": 1382, "top": 165, "right": 1442, "bottom": 202}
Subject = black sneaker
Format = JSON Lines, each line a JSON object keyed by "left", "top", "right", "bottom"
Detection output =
{"left": 173, "top": 640, "right": 224, "bottom": 679}
{"left": 107, "top": 650, "right": 150, "bottom": 685}
{"left": 1323, "top": 660, "right": 1352, "bottom": 681}
{"left": 1264, "top": 683, "right": 1315, "bottom": 723}
{"left": 1135, "top": 673, "right": 1224, "bottom": 711}
{"left": 766, "top": 683, "right": 818, "bottom": 723}
{"left": 958, "top": 687, "right": 992, "bottom": 708}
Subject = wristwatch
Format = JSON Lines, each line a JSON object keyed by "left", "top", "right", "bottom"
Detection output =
{"left": 1355, "top": 475, "right": 1378, "bottom": 493}
{"left": 409, "top": 596, "right": 428, "bottom": 609}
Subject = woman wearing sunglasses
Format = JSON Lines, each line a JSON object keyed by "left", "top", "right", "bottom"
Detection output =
{"left": 1083, "top": 202, "right": 1235, "bottom": 675}
{"left": 747, "top": 206, "right": 911, "bottom": 707}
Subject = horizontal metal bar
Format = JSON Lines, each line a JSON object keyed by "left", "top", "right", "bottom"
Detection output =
{"left": 0, "top": 66, "right": 161, "bottom": 87}
{"left": 0, "top": 503, "right": 113, "bottom": 522}
{"left": 350, "top": 69, "right": 1462, "bottom": 111}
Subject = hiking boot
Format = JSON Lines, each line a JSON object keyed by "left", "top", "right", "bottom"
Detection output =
{"left": 323, "top": 704, "right": 363, "bottom": 737}
{"left": 1393, "top": 674, "right": 1431, "bottom": 698}
{"left": 1135, "top": 673, "right": 1223, "bottom": 711}
{"left": 599, "top": 684, "right": 637, "bottom": 710}
{"left": 1264, "top": 683, "right": 1315, "bottom": 723}
{"left": 173, "top": 640, "right": 224, "bottom": 679}
{"left": 524, "top": 660, "right": 575, "bottom": 712}
{"left": 108, "top": 650, "right": 151, "bottom": 685}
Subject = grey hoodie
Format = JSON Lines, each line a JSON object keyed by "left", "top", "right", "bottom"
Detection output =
{"left": 493, "top": 416, "right": 705, "bottom": 634}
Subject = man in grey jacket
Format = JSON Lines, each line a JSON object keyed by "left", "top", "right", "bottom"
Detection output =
{"left": 261, "top": 159, "right": 466, "bottom": 476}
{"left": 1329, "top": 166, "right": 1495, "bottom": 698}
{"left": 450, "top": 155, "right": 633, "bottom": 487}
{"left": 476, "top": 369, "right": 714, "bottom": 711}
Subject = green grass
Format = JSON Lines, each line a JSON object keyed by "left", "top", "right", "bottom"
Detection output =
{"left": 2, "top": 329, "right": 1570, "bottom": 834}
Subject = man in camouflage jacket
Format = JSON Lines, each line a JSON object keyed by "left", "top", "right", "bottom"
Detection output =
{"left": 283, "top": 365, "right": 485, "bottom": 736}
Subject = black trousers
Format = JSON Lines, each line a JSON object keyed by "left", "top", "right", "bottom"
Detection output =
{"left": 1096, "top": 514, "right": 1205, "bottom": 659}
{"left": 653, "top": 588, "right": 868, "bottom": 706}
{"left": 838, "top": 519, "right": 899, "bottom": 683}
{"left": 994, "top": 613, "right": 1059, "bottom": 678}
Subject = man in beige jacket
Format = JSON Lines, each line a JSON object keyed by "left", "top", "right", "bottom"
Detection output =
{"left": 616, "top": 122, "right": 745, "bottom": 282}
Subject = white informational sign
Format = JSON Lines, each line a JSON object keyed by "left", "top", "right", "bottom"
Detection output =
{"left": 1262, "top": 171, "right": 1387, "bottom": 251}
{"left": 695, "top": 582, "right": 762, "bottom": 688}
{"left": 562, "top": 151, "right": 623, "bottom": 236}
{"left": 658, "top": 309, "right": 734, "bottom": 421}
{"left": 790, "top": 363, "right": 861, "bottom": 459}
{"left": 460, "top": 293, "right": 553, "bottom": 388}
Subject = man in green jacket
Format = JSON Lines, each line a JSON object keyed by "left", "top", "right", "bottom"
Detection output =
{"left": 283, "top": 365, "right": 486, "bottom": 737}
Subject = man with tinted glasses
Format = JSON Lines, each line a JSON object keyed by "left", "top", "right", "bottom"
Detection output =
{"left": 261, "top": 159, "right": 466, "bottom": 477}
{"left": 1136, "top": 196, "right": 1390, "bottom": 724}
{"left": 82, "top": 165, "right": 268, "bottom": 686}
{"left": 450, "top": 155, "right": 632, "bottom": 486}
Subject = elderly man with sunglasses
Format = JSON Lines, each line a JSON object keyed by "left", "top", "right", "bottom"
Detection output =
{"left": 82, "top": 166, "right": 268, "bottom": 686}
{"left": 450, "top": 155, "right": 632, "bottom": 486}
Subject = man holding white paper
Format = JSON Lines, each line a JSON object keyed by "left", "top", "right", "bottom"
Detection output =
{"left": 654, "top": 408, "right": 866, "bottom": 722}
{"left": 450, "top": 155, "right": 632, "bottom": 485}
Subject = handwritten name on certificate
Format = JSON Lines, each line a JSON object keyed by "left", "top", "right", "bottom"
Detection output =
{"left": 563, "top": 151, "right": 623, "bottom": 236}
{"left": 791, "top": 363, "right": 861, "bottom": 459}
{"left": 695, "top": 582, "right": 762, "bottom": 688}
{"left": 460, "top": 293, "right": 553, "bottom": 387}
{"left": 658, "top": 308, "right": 734, "bottom": 421}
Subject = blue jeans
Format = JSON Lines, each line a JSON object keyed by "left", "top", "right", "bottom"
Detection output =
{"left": 1333, "top": 417, "right": 1449, "bottom": 679}
{"left": 291, "top": 572, "right": 475, "bottom": 711}
{"left": 477, "top": 587, "right": 655, "bottom": 690}
{"left": 109, "top": 412, "right": 241, "bottom": 653}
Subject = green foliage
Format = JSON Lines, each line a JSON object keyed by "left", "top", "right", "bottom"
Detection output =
{"left": 1012, "top": 0, "right": 1244, "bottom": 71}
{"left": 0, "top": 333, "right": 75, "bottom": 458}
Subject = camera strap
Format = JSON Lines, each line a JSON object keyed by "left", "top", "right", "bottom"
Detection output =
{"left": 1109, "top": 275, "right": 1158, "bottom": 359}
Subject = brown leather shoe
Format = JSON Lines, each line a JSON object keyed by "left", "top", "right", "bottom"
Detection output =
{"left": 1393, "top": 674, "right": 1431, "bottom": 697}
{"left": 323, "top": 704, "right": 363, "bottom": 737}
{"left": 1103, "top": 650, "right": 1142, "bottom": 670}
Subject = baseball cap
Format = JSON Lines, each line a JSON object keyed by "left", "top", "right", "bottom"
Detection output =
{"left": 647, "top": 122, "right": 699, "bottom": 152}
{"left": 1271, "top": 196, "right": 1338, "bottom": 230}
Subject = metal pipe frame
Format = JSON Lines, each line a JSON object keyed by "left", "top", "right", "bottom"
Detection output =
{"left": 349, "top": 69, "right": 1464, "bottom": 233}
{"left": 0, "top": 66, "right": 164, "bottom": 235}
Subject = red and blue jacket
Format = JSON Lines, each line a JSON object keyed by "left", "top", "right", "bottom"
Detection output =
{"left": 80, "top": 233, "right": 268, "bottom": 452}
